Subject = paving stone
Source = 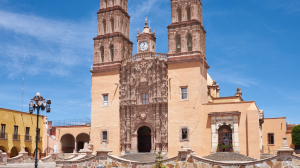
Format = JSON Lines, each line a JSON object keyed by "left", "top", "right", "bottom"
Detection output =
{"left": 203, "top": 153, "right": 257, "bottom": 161}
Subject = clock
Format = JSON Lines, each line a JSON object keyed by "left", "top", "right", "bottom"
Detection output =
{"left": 139, "top": 41, "right": 148, "bottom": 51}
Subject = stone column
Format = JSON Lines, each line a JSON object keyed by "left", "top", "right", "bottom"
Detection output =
{"left": 131, "top": 133, "right": 138, "bottom": 153}
{"left": 210, "top": 117, "right": 218, "bottom": 153}
{"left": 233, "top": 116, "right": 239, "bottom": 153}
{"left": 155, "top": 104, "right": 161, "bottom": 152}
{"left": 60, "top": 141, "right": 63, "bottom": 153}
{"left": 125, "top": 107, "right": 131, "bottom": 152}
{"left": 74, "top": 140, "right": 77, "bottom": 153}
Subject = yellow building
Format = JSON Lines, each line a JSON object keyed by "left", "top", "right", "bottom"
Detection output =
{"left": 0, "top": 108, "right": 44, "bottom": 158}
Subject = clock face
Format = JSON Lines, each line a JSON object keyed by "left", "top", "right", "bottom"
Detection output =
{"left": 139, "top": 41, "right": 148, "bottom": 51}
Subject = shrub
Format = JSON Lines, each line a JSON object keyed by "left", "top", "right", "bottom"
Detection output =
{"left": 292, "top": 125, "right": 300, "bottom": 146}
{"left": 155, "top": 151, "right": 167, "bottom": 168}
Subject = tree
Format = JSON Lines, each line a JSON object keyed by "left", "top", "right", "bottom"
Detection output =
{"left": 155, "top": 151, "right": 167, "bottom": 168}
{"left": 292, "top": 125, "right": 300, "bottom": 146}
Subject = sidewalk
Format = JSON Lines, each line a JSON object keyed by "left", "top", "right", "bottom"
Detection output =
{"left": 0, "top": 162, "right": 56, "bottom": 168}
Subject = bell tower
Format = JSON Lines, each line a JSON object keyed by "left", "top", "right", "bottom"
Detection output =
{"left": 93, "top": 0, "right": 133, "bottom": 70}
{"left": 166, "top": 0, "right": 209, "bottom": 157}
{"left": 167, "top": 0, "right": 206, "bottom": 58}
{"left": 90, "top": 0, "right": 133, "bottom": 156}
{"left": 136, "top": 18, "right": 156, "bottom": 53}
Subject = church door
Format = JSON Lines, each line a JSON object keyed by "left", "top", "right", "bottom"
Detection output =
{"left": 218, "top": 125, "right": 232, "bottom": 152}
{"left": 138, "top": 126, "right": 151, "bottom": 152}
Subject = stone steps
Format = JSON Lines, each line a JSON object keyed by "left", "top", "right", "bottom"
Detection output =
{"left": 203, "top": 152, "right": 257, "bottom": 161}
{"left": 120, "top": 153, "right": 160, "bottom": 162}
{"left": 260, "top": 153, "right": 274, "bottom": 159}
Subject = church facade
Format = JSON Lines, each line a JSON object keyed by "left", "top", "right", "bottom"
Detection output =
{"left": 89, "top": 0, "right": 268, "bottom": 160}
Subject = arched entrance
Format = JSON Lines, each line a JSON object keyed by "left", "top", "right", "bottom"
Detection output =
{"left": 76, "top": 133, "right": 90, "bottom": 152}
{"left": 0, "top": 146, "right": 6, "bottom": 153}
{"left": 25, "top": 147, "right": 31, "bottom": 156}
{"left": 61, "top": 134, "right": 75, "bottom": 153}
{"left": 138, "top": 126, "right": 151, "bottom": 152}
{"left": 218, "top": 125, "right": 232, "bottom": 152}
{"left": 10, "top": 147, "right": 19, "bottom": 158}
{"left": 33, "top": 148, "right": 42, "bottom": 159}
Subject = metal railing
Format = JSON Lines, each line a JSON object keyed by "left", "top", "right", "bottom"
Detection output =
{"left": 12, "top": 134, "right": 20, "bottom": 140}
{"left": 122, "top": 52, "right": 168, "bottom": 65}
{"left": 25, "top": 134, "right": 31, "bottom": 141}
{"left": 0, "top": 132, "right": 7, "bottom": 139}
{"left": 36, "top": 136, "right": 42, "bottom": 142}
{"left": 52, "top": 118, "right": 91, "bottom": 127}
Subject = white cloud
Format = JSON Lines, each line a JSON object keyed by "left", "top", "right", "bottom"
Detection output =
{"left": 0, "top": 10, "right": 97, "bottom": 78}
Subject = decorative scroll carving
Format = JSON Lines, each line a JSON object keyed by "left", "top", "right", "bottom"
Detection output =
{"left": 120, "top": 56, "right": 168, "bottom": 154}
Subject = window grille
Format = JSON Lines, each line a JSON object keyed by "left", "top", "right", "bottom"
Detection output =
{"left": 181, "top": 88, "right": 187, "bottom": 99}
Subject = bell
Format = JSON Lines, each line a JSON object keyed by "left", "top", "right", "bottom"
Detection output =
{"left": 177, "top": 45, "right": 181, "bottom": 49}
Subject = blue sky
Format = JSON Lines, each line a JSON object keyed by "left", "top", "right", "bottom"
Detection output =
{"left": 0, "top": 0, "right": 299, "bottom": 124}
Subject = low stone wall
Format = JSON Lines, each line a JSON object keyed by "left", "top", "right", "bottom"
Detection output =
{"left": 0, "top": 151, "right": 7, "bottom": 165}
{"left": 55, "top": 154, "right": 300, "bottom": 168}
{"left": 7, "top": 154, "right": 34, "bottom": 164}
{"left": 55, "top": 139, "right": 300, "bottom": 168}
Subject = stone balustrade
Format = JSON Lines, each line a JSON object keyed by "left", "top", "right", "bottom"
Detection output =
{"left": 0, "top": 150, "right": 7, "bottom": 165}
{"left": 122, "top": 52, "right": 168, "bottom": 65}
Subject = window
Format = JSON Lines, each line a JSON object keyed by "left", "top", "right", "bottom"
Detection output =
{"left": 25, "top": 127, "right": 30, "bottom": 141}
{"left": 187, "top": 6, "right": 191, "bottom": 21}
{"left": 181, "top": 87, "right": 187, "bottom": 100}
{"left": 101, "top": 129, "right": 109, "bottom": 143}
{"left": 110, "top": 45, "right": 114, "bottom": 61}
{"left": 177, "top": 8, "right": 182, "bottom": 22}
{"left": 1, "top": 124, "right": 5, "bottom": 133}
{"left": 103, "top": 131, "right": 107, "bottom": 141}
{"left": 0, "top": 124, "right": 5, "bottom": 139}
{"left": 100, "top": 46, "right": 104, "bottom": 63}
{"left": 182, "top": 128, "right": 188, "bottom": 140}
{"left": 111, "top": 18, "right": 114, "bottom": 33}
{"left": 103, "top": 20, "right": 106, "bottom": 34}
{"left": 14, "top": 126, "right": 18, "bottom": 135}
{"left": 268, "top": 133, "right": 274, "bottom": 145}
{"left": 103, "top": 95, "right": 108, "bottom": 106}
{"left": 176, "top": 35, "right": 181, "bottom": 53}
{"left": 179, "top": 126, "right": 189, "bottom": 142}
{"left": 26, "top": 127, "right": 30, "bottom": 135}
{"left": 142, "top": 93, "right": 149, "bottom": 104}
{"left": 187, "top": 34, "right": 192, "bottom": 52}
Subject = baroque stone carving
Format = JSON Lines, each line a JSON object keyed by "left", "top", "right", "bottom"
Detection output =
{"left": 120, "top": 56, "right": 168, "bottom": 154}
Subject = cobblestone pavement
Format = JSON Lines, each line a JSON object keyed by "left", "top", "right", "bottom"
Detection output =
{"left": 0, "top": 162, "right": 56, "bottom": 168}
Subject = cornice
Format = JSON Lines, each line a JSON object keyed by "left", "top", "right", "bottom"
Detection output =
{"left": 91, "top": 62, "right": 121, "bottom": 73}
{"left": 97, "top": 6, "right": 130, "bottom": 19}
{"left": 167, "top": 19, "right": 206, "bottom": 33}
{"left": 93, "top": 32, "right": 134, "bottom": 45}
{"left": 166, "top": 54, "right": 210, "bottom": 69}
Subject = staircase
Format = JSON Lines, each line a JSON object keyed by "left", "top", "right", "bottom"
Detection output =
{"left": 120, "top": 153, "right": 159, "bottom": 162}
{"left": 203, "top": 152, "right": 257, "bottom": 161}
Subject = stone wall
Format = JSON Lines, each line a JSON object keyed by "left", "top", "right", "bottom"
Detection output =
{"left": 55, "top": 154, "right": 300, "bottom": 168}
{"left": 0, "top": 150, "right": 7, "bottom": 165}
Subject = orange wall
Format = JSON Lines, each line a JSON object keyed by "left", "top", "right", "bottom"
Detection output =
{"left": 202, "top": 101, "right": 261, "bottom": 160}
{"left": 167, "top": 61, "right": 208, "bottom": 157}
{"left": 262, "top": 117, "right": 293, "bottom": 154}
{"left": 91, "top": 70, "right": 120, "bottom": 155}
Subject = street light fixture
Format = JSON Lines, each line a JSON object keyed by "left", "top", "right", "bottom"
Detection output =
{"left": 29, "top": 92, "right": 51, "bottom": 168}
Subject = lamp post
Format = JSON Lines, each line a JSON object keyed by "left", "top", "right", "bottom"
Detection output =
{"left": 29, "top": 92, "right": 51, "bottom": 168}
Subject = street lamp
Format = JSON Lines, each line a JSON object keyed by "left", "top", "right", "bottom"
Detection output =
{"left": 29, "top": 92, "right": 51, "bottom": 168}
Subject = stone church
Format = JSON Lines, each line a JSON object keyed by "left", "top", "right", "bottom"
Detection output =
{"left": 89, "top": 0, "right": 263, "bottom": 160}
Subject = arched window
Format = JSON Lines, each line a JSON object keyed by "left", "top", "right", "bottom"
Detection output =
{"left": 104, "top": 0, "right": 107, "bottom": 8}
{"left": 122, "top": 45, "right": 125, "bottom": 59}
{"left": 110, "top": 44, "right": 114, "bottom": 61}
{"left": 177, "top": 8, "right": 182, "bottom": 22}
{"left": 100, "top": 46, "right": 104, "bottom": 62}
{"left": 111, "top": 18, "right": 114, "bottom": 33}
{"left": 187, "top": 33, "right": 192, "bottom": 52}
{"left": 187, "top": 6, "right": 191, "bottom": 21}
{"left": 176, "top": 35, "right": 181, "bottom": 53}
{"left": 103, "top": 20, "right": 106, "bottom": 34}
